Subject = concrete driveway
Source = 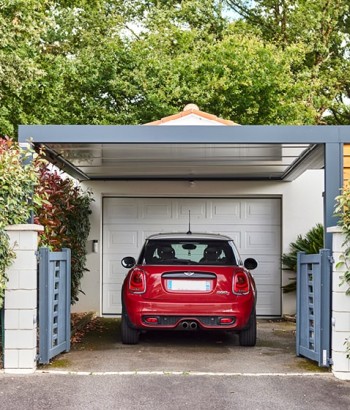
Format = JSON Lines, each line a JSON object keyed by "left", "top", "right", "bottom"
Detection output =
{"left": 40, "top": 318, "right": 328, "bottom": 375}
{"left": 2, "top": 318, "right": 350, "bottom": 410}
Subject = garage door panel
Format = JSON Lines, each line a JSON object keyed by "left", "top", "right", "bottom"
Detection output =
{"left": 211, "top": 201, "right": 241, "bottom": 221}
{"left": 103, "top": 257, "right": 128, "bottom": 284}
{"left": 177, "top": 201, "right": 207, "bottom": 220}
{"left": 102, "top": 285, "right": 121, "bottom": 315}
{"left": 242, "top": 227, "right": 280, "bottom": 254}
{"left": 104, "top": 199, "right": 139, "bottom": 223}
{"left": 102, "top": 197, "right": 281, "bottom": 316}
{"left": 244, "top": 200, "right": 280, "bottom": 224}
{"left": 140, "top": 200, "right": 174, "bottom": 220}
{"left": 256, "top": 286, "right": 281, "bottom": 316}
{"left": 104, "top": 228, "right": 139, "bottom": 253}
{"left": 251, "top": 257, "right": 280, "bottom": 286}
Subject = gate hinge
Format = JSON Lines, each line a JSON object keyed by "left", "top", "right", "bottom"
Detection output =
{"left": 35, "top": 250, "right": 40, "bottom": 263}
{"left": 328, "top": 255, "right": 334, "bottom": 264}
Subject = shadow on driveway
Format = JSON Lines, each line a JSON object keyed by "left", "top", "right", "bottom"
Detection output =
{"left": 40, "top": 318, "right": 330, "bottom": 375}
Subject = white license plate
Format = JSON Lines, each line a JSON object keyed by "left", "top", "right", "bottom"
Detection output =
{"left": 167, "top": 280, "right": 211, "bottom": 291}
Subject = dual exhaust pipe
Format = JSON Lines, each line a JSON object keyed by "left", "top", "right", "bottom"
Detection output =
{"left": 181, "top": 321, "right": 198, "bottom": 330}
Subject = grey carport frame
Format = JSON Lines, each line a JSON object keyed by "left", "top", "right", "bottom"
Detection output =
{"left": 19, "top": 124, "right": 350, "bottom": 250}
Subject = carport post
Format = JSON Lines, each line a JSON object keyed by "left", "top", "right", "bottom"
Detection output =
{"left": 324, "top": 142, "right": 343, "bottom": 251}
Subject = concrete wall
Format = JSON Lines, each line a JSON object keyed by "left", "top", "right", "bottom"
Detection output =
{"left": 72, "top": 169, "right": 324, "bottom": 316}
{"left": 329, "top": 227, "right": 350, "bottom": 380}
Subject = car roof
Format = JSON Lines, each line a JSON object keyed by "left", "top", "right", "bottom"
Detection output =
{"left": 146, "top": 232, "right": 233, "bottom": 241}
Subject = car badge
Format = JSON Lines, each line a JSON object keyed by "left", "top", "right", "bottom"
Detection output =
{"left": 184, "top": 271, "right": 195, "bottom": 276}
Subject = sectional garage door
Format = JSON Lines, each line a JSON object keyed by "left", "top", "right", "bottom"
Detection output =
{"left": 102, "top": 197, "right": 281, "bottom": 316}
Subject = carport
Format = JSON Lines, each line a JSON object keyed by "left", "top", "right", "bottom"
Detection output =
{"left": 12, "top": 119, "right": 350, "bottom": 376}
{"left": 18, "top": 120, "right": 347, "bottom": 314}
{"left": 19, "top": 123, "right": 346, "bottom": 249}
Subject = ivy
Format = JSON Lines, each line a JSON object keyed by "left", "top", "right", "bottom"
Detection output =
{"left": 0, "top": 137, "right": 44, "bottom": 308}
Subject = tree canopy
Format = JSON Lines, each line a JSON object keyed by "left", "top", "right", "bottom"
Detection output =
{"left": 0, "top": 0, "right": 350, "bottom": 138}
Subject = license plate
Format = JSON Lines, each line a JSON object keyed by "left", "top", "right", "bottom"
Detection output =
{"left": 167, "top": 280, "right": 211, "bottom": 292}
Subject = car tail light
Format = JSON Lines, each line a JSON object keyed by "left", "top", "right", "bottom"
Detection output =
{"left": 233, "top": 271, "right": 250, "bottom": 295}
{"left": 219, "top": 317, "right": 235, "bottom": 325}
{"left": 129, "top": 268, "right": 146, "bottom": 294}
{"left": 144, "top": 317, "right": 159, "bottom": 324}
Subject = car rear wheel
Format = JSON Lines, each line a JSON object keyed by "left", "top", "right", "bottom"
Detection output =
{"left": 121, "top": 312, "right": 140, "bottom": 344}
{"left": 239, "top": 308, "right": 256, "bottom": 347}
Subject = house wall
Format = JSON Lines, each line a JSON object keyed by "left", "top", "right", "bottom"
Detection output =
{"left": 73, "top": 169, "right": 324, "bottom": 316}
{"left": 328, "top": 226, "right": 350, "bottom": 380}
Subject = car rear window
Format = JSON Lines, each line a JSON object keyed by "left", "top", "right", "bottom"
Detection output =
{"left": 140, "top": 240, "right": 237, "bottom": 265}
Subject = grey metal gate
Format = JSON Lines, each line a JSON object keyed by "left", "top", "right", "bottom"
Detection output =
{"left": 296, "top": 249, "right": 332, "bottom": 367}
{"left": 38, "top": 247, "right": 71, "bottom": 364}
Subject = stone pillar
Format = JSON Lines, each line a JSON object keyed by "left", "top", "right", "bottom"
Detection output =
{"left": 328, "top": 226, "right": 350, "bottom": 380}
{"left": 4, "top": 224, "right": 43, "bottom": 374}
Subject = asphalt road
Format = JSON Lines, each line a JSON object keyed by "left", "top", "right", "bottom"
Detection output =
{"left": 0, "top": 372, "right": 350, "bottom": 410}
{"left": 1, "top": 319, "right": 350, "bottom": 409}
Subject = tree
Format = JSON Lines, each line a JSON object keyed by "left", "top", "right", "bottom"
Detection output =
{"left": 126, "top": 22, "right": 317, "bottom": 124}
{"left": 1, "top": 0, "right": 349, "bottom": 134}
{"left": 225, "top": 0, "right": 350, "bottom": 124}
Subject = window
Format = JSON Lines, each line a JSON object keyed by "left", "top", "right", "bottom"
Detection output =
{"left": 141, "top": 240, "right": 236, "bottom": 266}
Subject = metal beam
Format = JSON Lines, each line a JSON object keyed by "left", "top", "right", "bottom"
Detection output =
{"left": 18, "top": 124, "right": 350, "bottom": 145}
{"left": 324, "top": 142, "right": 343, "bottom": 251}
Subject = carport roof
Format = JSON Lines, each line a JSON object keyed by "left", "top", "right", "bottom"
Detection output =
{"left": 17, "top": 109, "right": 350, "bottom": 251}
{"left": 18, "top": 122, "right": 349, "bottom": 182}
{"left": 17, "top": 104, "right": 350, "bottom": 182}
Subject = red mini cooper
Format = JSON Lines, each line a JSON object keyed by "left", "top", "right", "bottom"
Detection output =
{"left": 121, "top": 232, "right": 258, "bottom": 346}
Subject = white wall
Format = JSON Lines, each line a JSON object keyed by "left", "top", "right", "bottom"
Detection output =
{"left": 72, "top": 169, "right": 324, "bottom": 316}
{"left": 329, "top": 227, "right": 350, "bottom": 380}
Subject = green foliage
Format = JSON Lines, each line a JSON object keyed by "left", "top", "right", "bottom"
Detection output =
{"left": 0, "top": 137, "right": 43, "bottom": 308}
{"left": 335, "top": 184, "right": 350, "bottom": 360}
{"left": 1, "top": 0, "right": 349, "bottom": 135}
{"left": 281, "top": 224, "right": 324, "bottom": 293}
{"left": 334, "top": 186, "right": 350, "bottom": 295}
{"left": 0, "top": 231, "right": 15, "bottom": 310}
{"left": 225, "top": 0, "right": 350, "bottom": 124}
{"left": 34, "top": 165, "right": 93, "bottom": 304}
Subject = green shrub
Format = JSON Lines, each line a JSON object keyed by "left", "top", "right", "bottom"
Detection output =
{"left": 0, "top": 137, "right": 44, "bottom": 308}
{"left": 34, "top": 165, "right": 93, "bottom": 304}
{"left": 281, "top": 223, "right": 324, "bottom": 293}
{"left": 334, "top": 185, "right": 350, "bottom": 360}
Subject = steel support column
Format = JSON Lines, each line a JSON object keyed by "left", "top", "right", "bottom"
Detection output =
{"left": 324, "top": 142, "right": 343, "bottom": 251}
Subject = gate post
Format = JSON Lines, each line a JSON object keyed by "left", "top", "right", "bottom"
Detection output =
{"left": 3, "top": 224, "right": 43, "bottom": 373}
{"left": 328, "top": 226, "right": 350, "bottom": 380}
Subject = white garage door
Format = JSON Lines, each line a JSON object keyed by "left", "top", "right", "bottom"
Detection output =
{"left": 102, "top": 197, "right": 281, "bottom": 316}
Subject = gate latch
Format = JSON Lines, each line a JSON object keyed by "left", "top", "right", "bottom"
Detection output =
{"left": 328, "top": 255, "right": 334, "bottom": 264}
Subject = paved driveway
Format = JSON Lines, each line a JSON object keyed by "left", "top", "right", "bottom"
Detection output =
{"left": 40, "top": 318, "right": 327, "bottom": 374}
{"left": 2, "top": 319, "right": 350, "bottom": 410}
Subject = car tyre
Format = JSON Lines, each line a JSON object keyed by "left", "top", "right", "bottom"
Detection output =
{"left": 121, "top": 312, "right": 140, "bottom": 344}
{"left": 239, "top": 308, "right": 256, "bottom": 347}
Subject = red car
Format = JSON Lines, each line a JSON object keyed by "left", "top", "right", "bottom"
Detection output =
{"left": 121, "top": 232, "right": 258, "bottom": 346}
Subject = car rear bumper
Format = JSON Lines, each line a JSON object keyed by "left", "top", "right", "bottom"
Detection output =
{"left": 124, "top": 299, "right": 253, "bottom": 330}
